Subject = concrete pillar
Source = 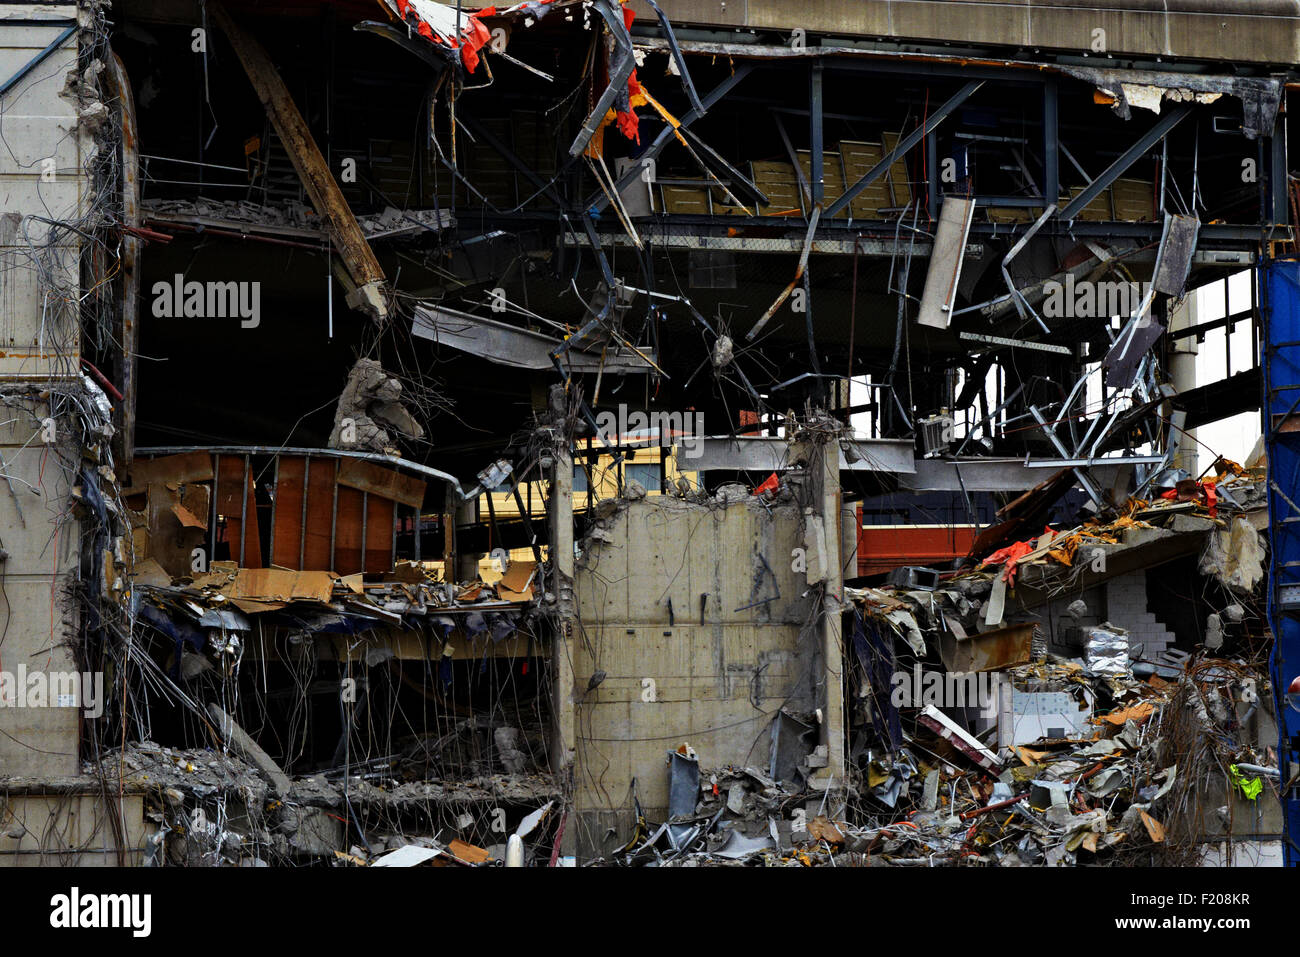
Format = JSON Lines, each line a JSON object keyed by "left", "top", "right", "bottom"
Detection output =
{"left": 817, "top": 432, "right": 846, "bottom": 785}
{"left": 1168, "top": 293, "right": 1200, "bottom": 474}
{"left": 547, "top": 432, "right": 577, "bottom": 852}
{"left": 0, "top": 9, "right": 87, "bottom": 779}
{"left": 840, "top": 498, "right": 859, "bottom": 584}
{"left": 448, "top": 489, "right": 480, "bottom": 581}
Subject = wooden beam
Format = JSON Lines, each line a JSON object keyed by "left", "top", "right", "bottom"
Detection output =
{"left": 210, "top": 2, "right": 389, "bottom": 321}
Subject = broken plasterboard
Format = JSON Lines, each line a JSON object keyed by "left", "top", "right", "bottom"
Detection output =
{"left": 197, "top": 567, "right": 338, "bottom": 605}
{"left": 1003, "top": 688, "right": 1094, "bottom": 745}
{"left": 496, "top": 561, "right": 537, "bottom": 602}
{"left": 370, "top": 844, "right": 443, "bottom": 867}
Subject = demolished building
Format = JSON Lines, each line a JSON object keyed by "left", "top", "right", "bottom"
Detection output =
{"left": 0, "top": 0, "right": 1296, "bottom": 867}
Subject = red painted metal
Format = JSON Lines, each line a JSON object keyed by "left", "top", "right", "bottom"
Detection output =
{"left": 857, "top": 507, "right": 979, "bottom": 576}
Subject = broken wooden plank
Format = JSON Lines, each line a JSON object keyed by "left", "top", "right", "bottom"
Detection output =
{"left": 210, "top": 2, "right": 389, "bottom": 322}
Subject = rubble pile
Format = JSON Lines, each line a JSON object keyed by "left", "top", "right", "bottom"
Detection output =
{"left": 98, "top": 739, "right": 560, "bottom": 867}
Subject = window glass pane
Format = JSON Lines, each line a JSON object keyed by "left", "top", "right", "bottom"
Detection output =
{"left": 625, "top": 462, "right": 661, "bottom": 492}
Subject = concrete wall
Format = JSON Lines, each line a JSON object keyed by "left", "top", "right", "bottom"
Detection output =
{"left": 569, "top": 494, "right": 822, "bottom": 859}
{"left": 639, "top": 0, "right": 1300, "bottom": 66}
{"left": 0, "top": 790, "right": 148, "bottom": 866}
{"left": 0, "top": 5, "right": 87, "bottom": 781}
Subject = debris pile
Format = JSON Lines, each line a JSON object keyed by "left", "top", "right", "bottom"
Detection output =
{"left": 593, "top": 468, "right": 1277, "bottom": 866}
{"left": 99, "top": 736, "right": 561, "bottom": 867}
{"left": 134, "top": 560, "right": 538, "bottom": 648}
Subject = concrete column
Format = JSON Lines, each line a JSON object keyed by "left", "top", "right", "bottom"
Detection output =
{"left": 548, "top": 432, "right": 577, "bottom": 849}
{"left": 1168, "top": 293, "right": 1200, "bottom": 474}
{"left": 0, "top": 10, "right": 87, "bottom": 779}
{"left": 817, "top": 433, "right": 846, "bottom": 785}
{"left": 840, "top": 498, "right": 859, "bottom": 584}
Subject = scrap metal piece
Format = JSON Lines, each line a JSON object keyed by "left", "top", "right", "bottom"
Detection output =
{"left": 354, "top": 20, "right": 453, "bottom": 72}
{"left": 412, "top": 304, "right": 655, "bottom": 372}
{"left": 641, "top": 0, "right": 702, "bottom": 116}
{"left": 999, "top": 203, "right": 1056, "bottom": 334}
{"left": 1152, "top": 212, "right": 1200, "bottom": 296}
{"left": 1103, "top": 302, "right": 1162, "bottom": 390}
{"left": 667, "top": 747, "right": 700, "bottom": 849}
{"left": 712, "top": 828, "right": 774, "bottom": 859}
{"left": 959, "top": 332, "right": 1071, "bottom": 355}
{"left": 568, "top": 0, "right": 636, "bottom": 158}
{"left": 746, "top": 205, "right": 820, "bottom": 341}
{"left": 938, "top": 621, "right": 1034, "bottom": 673}
{"left": 677, "top": 434, "right": 914, "bottom": 476}
{"left": 769, "top": 710, "right": 814, "bottom": 786}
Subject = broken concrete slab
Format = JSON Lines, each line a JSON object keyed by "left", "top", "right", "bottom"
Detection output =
{"left": 207, "top": 702, "right": 292, "bottom": 797}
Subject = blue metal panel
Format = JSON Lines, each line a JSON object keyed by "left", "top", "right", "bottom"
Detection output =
{"left": 1262, "top": 260, "right": 1300, "bottom": 866}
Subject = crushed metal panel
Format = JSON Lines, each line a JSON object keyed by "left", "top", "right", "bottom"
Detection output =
{"left": 370, "top": 844, "right": 442, "bottom": 867}
{"left": 1103, "top": 313, "right": 1164, "bottom": 388}
{"left": 1062, "top": 66, "right": 1282, "bottom": 139}
{"left": 211, "top": 567, "right": 337, "bottom": 603}
{"left": 497, "top": 561, "right": 537, "bottom": 602}
{"left": 1152, "top": 213, "right": 1200, "bottom": 296}
{"left": 938, "top": 621, "right": 1035, "bottom": 673}
{"left": 667, "top": 747, "right": 700, "bottom": 849}
{"left": 903, "top": 459, "right": 1125, "bottom": 493}
{"left": 768, "top": 710, "right": 814, "bottom": 786}
{"left": 917, "top": 197, "right": 976, "bottom": 330}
